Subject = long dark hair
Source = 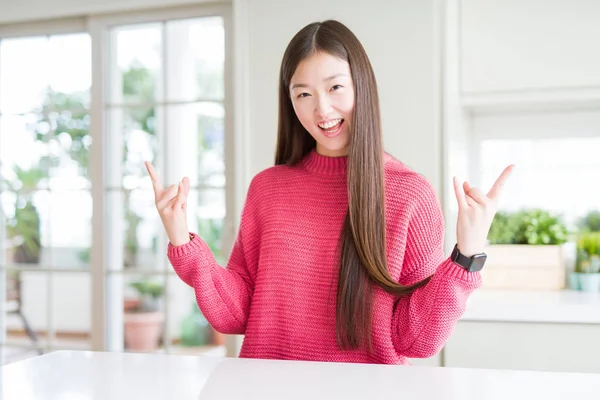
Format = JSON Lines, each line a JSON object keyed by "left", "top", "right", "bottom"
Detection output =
{"left": 275, "top": 20, "right": 430, "bottom": 351}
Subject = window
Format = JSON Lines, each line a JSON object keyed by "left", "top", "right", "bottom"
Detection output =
{"left": 94, "top": 7, "right": 231, "bottom": 355}
{"left": 479, "top": 137, "right": 600, "bottom": 228}
{"left": 0, "top": 4, "right": 232, "bottom": 364}
{"left": 0, "top": 30, "right": 93, "bottom": 363}
{"left": 472, "top": 111, "right": 600, "bottom": 229}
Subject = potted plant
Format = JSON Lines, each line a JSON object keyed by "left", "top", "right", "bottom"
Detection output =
{"left": 8, "top": 200, "right": 42, "bottom": 264}
{"left": 577, "top": 210, "right": 600, "bottom": 233}
{"left": 124, "top": 279, "right": 165, "bottom": 351}
{"left": 6, "top": 165, "right": 46, "bottom": 264}
{"left": 574, "top": 232, "right": 600, "bottom": 292}
{"left": 484, "top": 209, "right": 570, "bottom": 290}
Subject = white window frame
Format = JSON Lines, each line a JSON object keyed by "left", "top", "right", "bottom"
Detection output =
{"left": 87, "top": 3, "right": 235, "bottom": 352}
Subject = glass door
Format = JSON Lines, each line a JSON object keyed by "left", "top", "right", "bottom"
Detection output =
{"left": 92, "top": 5, "right": 231, "bottom": 356}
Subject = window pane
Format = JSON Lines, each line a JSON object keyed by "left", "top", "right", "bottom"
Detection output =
{"left": 46, "top": 107, "right": 92, "bottom": 187}
{"left": 2, "top": 190, "right": 46, "bottom": 266}
{"left": 0, "top": 34, "right": 91, "bottom": 114}
{"left": 5, "top": 269, "right": 48, "bottom": 355}
{"left": 1, "top": 66, "right": 91, "bottom": 189}
{"left": 110, "top": 24, "right": 163, "bottom": 105}
{"left": 46, "top": 190, "right": 92, "bottom": 269}
{"left": 2, "top": 189, "right": 91, "bottom": 268}
{"left": 47, "top": 34, "right": 92, "bottom": 108}
{"left": 193, "top": 188, "right": 226, "bottom": 264}
{"left": 166, "top": 102, "right": 225, "bottom": 187}
{"left": 106, "top": 107, "right": 160, "bottom": 189}
{"left": 480, "top": 138, "right": 600, "bottom": 227}
{"left": 166, "top": 17, "right": 225, "bottom": 102}
{"left": 50, "top": 272, "right": 92, "bottom": 351}
{"left": 123, "top": 188, "right": 160, "bottom": 269}
{"left": 0, "top": 37, "right": 49, "bottom": 114}
{"left": 0, "top": 114, "right": 52, "bottom": 190}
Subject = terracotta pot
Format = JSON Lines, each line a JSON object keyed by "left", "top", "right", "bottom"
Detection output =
{"left": 124, "top": 311, "right": 164, "bottom": 351}
{"left": 123, "top": 298, "right": 141, "bottom": 312}
{"left": 212, "top": 329, "right": 225, "bottom": 346}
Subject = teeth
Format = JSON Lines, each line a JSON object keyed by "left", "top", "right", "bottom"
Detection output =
{"left": 318, "top": 118, "right": 342, "bottom": 129}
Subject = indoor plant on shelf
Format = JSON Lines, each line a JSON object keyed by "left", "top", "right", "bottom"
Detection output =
{"left": 577, "top": 210, "right": 600, "bottom": 233}
{"left": 574, "top": 232, "right": 600, "bottom": 292}
{"left": 484, "top": 209, "right": 570, "bottom": 290}
{"left": 124, "top": 279, "right": 165, "bottom": 351}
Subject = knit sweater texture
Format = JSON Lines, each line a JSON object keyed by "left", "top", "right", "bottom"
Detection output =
{"left": 167, "top": 150, "right": 481, "bottom": 364}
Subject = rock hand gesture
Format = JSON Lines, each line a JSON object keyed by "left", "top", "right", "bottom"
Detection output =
{"left": 145, "top": 161, "right": 191, "bottom": 247}
{"left": 452, "top": 165, "right": 514, "bottom": 257}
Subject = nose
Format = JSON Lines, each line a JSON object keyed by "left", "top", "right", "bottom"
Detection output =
{"left": 315, "top": 94, "right": 333, "bottom": 118}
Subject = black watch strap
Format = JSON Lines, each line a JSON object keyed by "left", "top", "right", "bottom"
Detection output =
{"left": 451, "top": 244, "right": 487, "bottom": 272}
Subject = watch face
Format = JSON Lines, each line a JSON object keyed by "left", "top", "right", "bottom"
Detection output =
{"left": 469, "top": 254, "right": 487, "bottom": 272}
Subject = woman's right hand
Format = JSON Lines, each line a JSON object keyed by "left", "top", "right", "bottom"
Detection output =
{"left": 145, "top": 161, "right": 191, "bottom": 247}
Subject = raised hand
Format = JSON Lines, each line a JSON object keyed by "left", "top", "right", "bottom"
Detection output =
{"left": 145, "top": 161, "right": 191, "bottom": 247}
{"left": 452, "top": 165, "right": 514, "bottom": 257}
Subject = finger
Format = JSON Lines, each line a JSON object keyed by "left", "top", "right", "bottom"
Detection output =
{"left": 174, "top": 181, "right": 187, "bottom": 209}
{"left": 464, "top": 194, "right": 478, "bottom": 208}
{"left": 463, "top": 181, "right": 487, "bottom": 205}
{"left": 182, "top": 177, "right": 191, "bottom": 197}
{"left": 144, "top": 161, "right": 164, "bottom": 195}
{"left": 487, "top": 165, "right": 515, "bottom": 200}
{"left": 156, "top": 184, "right": 178, "bottom": 209}
{"left": 453, "top": 177, "right": 468, "bottom": 209}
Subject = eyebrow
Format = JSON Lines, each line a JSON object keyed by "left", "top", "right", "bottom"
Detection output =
{"left": 290, "top": 73, "right": 349, "bottom": 90}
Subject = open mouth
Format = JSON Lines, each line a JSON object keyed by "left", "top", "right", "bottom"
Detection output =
{"left": 318, "top": 118, "right": 344, "bottom": 138}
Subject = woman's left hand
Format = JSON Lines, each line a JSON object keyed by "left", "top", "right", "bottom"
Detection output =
{"left": 452, "top": 165, "right": 514, "bottom": 257}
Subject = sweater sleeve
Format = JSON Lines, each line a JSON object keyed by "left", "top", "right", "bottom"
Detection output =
{"left": 167, "top": 179, "right": 261, "bottom": 335}
{"left": 391, "top": 180, "right": 482, "bottom": 359}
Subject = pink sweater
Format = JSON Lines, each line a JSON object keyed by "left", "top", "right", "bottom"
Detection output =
{"left": 168, "top": 150, "right": 481, "bottom": 364}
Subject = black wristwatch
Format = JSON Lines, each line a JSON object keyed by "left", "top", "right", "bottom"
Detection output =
{"left": 451, "top": 244, "right": 487, "bottom": 272}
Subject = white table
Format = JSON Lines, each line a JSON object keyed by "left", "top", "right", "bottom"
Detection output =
{"left": 2, "top": 351, "right": 599, "bottom": 399}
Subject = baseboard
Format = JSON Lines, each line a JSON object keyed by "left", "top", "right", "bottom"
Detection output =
{"left": 6, "top": 329, "right": 89, "bottom": 340}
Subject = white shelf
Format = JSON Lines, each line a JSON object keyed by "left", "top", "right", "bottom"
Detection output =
{"left": 462, "top": 289, "right": 600, "bottom": 324}
{"left": 461, "top": 87, "right": 600, "bottom": 115}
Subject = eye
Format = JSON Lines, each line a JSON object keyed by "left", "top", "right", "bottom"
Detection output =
{"left": 331, "top": 85, "right": 343, "bottom": 91}
{"left": 296, "top": 92, "right": 310, "bottom": 99}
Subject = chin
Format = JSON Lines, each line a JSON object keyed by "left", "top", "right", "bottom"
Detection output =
{"left": 306, "top": 125, "right": 350, "bottom": 156}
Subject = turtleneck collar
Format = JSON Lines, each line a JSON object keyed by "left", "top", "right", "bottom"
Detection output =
{"left": 301, "top": 149, "right": 348, "bottom": 176}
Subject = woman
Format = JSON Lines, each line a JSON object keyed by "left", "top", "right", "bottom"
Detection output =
{"left": 145, "top": 20, "right": 513, "bottom": 364}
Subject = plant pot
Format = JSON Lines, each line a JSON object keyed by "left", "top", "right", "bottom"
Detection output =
{"left": 577, "top": 273, "right": 600, "bottom": 292}
{"left": 567, "top": 271, "right": 580, "bottom": 290}
{"left": 123, "top": 298, "right": 141, "bottom": 312}
{"left": 124, "top": 311, "right": 164, "bottom": 351}
{"left": 12, "top": 243, "right": 41, "bottom": 264}
{"left": 482, "top": 244, "right": 568, "bottom": 290}
{"left": 212, "top": 329, "right": 225, "bottom": 346}
{"left": 180, "top": 305, "right": 210, "bottom": 346}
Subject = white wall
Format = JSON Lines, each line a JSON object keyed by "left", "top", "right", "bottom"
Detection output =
{"left": 226, "top": 0, "right": 444, "bottom": 356}
{"left": 460, "top": 0, "right": 600, "bottom": 94}
{"left": 244, "top": 0, "right": 443, "bottom": 192}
